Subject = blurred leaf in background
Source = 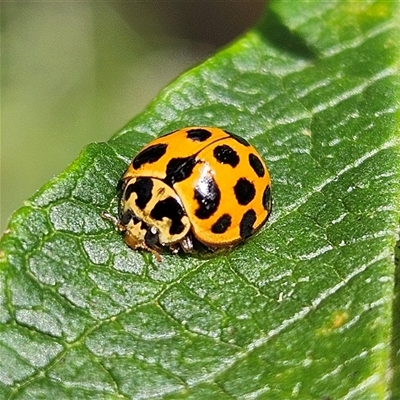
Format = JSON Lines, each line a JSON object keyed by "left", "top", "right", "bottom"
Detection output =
{"left": 1, "top": 1, "right": 262, "bottom": 230}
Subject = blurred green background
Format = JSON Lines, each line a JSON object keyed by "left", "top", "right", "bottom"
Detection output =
{"left": 1, "top": 1, "right": 263, "bottom": 231}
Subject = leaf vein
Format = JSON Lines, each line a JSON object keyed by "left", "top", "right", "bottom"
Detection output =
{"left": 272, "top": 136, "right": 400, "bottom": 222}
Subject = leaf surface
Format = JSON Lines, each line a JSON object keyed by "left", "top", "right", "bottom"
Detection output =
{"left": 1, "top": 1, "right": 400, "bottom": 399}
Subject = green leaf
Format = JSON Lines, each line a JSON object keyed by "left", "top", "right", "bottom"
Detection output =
{"left": 1, "top": 1, "right": 400, "bottom": 398}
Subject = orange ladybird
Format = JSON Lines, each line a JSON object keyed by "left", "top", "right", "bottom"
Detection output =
{"left": 114, "top": 127, "right": 272, "bottom": 260}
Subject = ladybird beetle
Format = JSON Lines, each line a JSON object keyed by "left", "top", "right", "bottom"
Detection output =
{"left": 113, "top": 127, "right": 272, "bottom": 260}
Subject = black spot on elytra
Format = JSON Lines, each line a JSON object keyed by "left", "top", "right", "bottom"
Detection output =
{"left": 132, "top": 143, "right": 168, "bottom": 169}
{"left": 211, "top": 214, "right": 232, "bottom": 234}
{"left": 234, "top": 178, "right": 256, "bottom": 205}
{"left": 125, "top": 177, "right": 154, "bottom": 210}
{"left": 194, "top": 175, "right": 221, "bottom": 219}
{"left": 164, "top": 156, "right": 198, "bottom": 186}
{"left": 150, "top": 197, "right": 186, "bottom": 235}
{"left": 224, "top": 131, "right": 250, "bottom": 147}
{"left": 249, "top": 153, "right": 265, "bottom": 177}
{"left": 186, "top": 128, "right": 212, "bottom": 142}
{"left": 239, "top": 209, "right": 256, "bottom": 239}
{"left": 263, "top": 185, "right": 272, "bottom": 212}
{"left": 213, "top": 144, "right": 239, "bottom": 167}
